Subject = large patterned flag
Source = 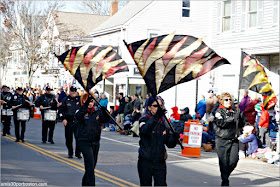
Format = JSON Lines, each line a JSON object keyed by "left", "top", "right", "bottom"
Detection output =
{"left": 124, "top": 32, "right": 230, "bottom": 96}
{"left": 56, "top": 45, "right": 128, "bottom": 91}
{"left": 240, "top": 51, "right": 277, "bottom": 110}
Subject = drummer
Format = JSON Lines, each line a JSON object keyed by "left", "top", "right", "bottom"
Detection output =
{"left": 35, "top": 86, "right": 59, "bottom": 144}
{"left": 1, "top": 85, "right": 13, "bottom": 136}
{"left": 11, "top": 87, "right": 33, "bottom": 142}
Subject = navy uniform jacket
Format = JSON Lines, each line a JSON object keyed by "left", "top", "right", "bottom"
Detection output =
{"left": 58, "top": 95, "right": 81, "bottom": 123}
{"left": 138, "top": 116, "right": 177, "bottom": 161}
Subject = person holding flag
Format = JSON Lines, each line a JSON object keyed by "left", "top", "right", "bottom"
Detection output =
{"left": 137, "top": 96, "right": 179, "bottom": 186}
{"left": 75, "top": 93, "right": 110, "bottom": 186}
{"left": 213, "top": 92, "right": 245, "bottom": 186}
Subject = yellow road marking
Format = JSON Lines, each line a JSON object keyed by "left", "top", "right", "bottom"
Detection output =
{"left": 2, "top": 135, "right": 138, "bottom": 187}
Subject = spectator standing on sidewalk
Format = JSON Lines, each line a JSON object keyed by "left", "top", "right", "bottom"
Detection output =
{"left": 239, "top": 90, "right": 251, "bottom": 113}
{"left": 213, "top": 92, "right": 244, "bottom": 186}
{"left": 206, "top": 90, "right": 218, "bottom": 119}
{"left": 116, "top": 93, "right": 125, "bottom": 131}
{"left": 195, "top": 95, "right": 206, "bottom": 119}
{"left": 258, "top": 103, "right": 270, "bottom": 148}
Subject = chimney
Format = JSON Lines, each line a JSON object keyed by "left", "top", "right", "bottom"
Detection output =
{"left": 110, "top": 0, "right": 118, "bottom": 16}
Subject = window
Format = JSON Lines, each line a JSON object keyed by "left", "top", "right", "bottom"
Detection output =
{"left": 248, "top": 0, "right": 257, "bottom": 27}
{"left": 222, "top": 0, "right": 231, "bottom": 32}
{"left": 149, "top": 33, "right": 158, "bottom": 38}
{"left": 182, "top": 0, "right": 190, "bottom": 17}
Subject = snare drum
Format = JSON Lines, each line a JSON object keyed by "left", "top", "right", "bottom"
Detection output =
{"left": 7, "top": 109, "right": 13, "bottom": 116}
{"left": 17, "top": 109, "right": 30, "bottom": 121}
{"left": 1, "top": 109, "right": 7, "bottom": 116}
{"left": 44, "top": 110, "right": 57, "bottom": 121}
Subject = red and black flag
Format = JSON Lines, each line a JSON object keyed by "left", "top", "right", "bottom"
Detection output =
{"left": 124, "top": 32, "right": 230, "bottom": 96}
{"left": 240, "top": 51, "right": 277, "bottom": 109}
{"left": 56, "top": 45, "right": 128, "bottom": 91}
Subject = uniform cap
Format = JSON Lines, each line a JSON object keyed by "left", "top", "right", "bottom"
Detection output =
{"left": 70, "top": 86, "right": 77, "bottom": 92}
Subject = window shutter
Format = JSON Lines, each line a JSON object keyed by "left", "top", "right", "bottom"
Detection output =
{"left": 217, "top": 1, "right": 222, "bottom": 34}
{"left": 257, "top": 0, "right": 263, "bottom": 28}
{"left": 241, "top": 0, "right": 246, "bottom": 31}
{"left": 231, "top": 0, "right": 236, "bottom": 32}
{"left": 273, "top": 0, "right": 279, "bottom": 25}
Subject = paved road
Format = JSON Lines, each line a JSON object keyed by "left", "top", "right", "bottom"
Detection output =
{"left": 1, "top": 118, "right": 279, "bottom": 186}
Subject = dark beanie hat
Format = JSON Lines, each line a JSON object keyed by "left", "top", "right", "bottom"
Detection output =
{"left": 146, "top": 96, "right": 156, "bottom": 107}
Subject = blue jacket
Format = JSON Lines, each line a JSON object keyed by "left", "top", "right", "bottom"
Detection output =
{"left": 99, "top": 98, "right": 108, "bottom": 108}
{"left": 196, "top": 98, "right": 206, "bottom": 118}
{"left": 239, "top": 133, "right": 258, "bottom": 154}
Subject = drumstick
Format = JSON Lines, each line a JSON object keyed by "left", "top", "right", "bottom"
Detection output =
{"left": 42, "top": 106, "right": 51, "bottom": 110}
{"left": 25, "top": 100, "right": 34, "bottom": 105}
{"left": 13, "top": 104, "right": 22, "bottom": 109}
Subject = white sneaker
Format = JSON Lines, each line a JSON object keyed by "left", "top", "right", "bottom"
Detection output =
{"left": 103, "top": 127, "right": 110, "bottom": 131}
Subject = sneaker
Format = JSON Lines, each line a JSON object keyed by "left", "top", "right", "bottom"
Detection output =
{"left": 68, "top": 155, "right": 73, "bottom": 158}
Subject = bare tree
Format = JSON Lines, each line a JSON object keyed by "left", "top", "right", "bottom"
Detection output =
{"left": 80, "top": 0, "right": 130, "bottom": 15}
{"left": 0, "top": 0, "right": 63, "bottom": 87}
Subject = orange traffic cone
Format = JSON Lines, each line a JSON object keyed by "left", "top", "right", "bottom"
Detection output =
{"left": 180, "top": 119, "right": 203, "bottom": 157}
{"left": 33, "top": 107, "right": 41, "bottom": 119}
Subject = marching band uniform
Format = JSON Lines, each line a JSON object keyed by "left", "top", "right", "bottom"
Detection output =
{"left": 1, "top": 86, "right": 13, "bottom": 136}
{"left": 75, "top": 94, "right": 110, "bottom": 186}
{"left": 213, "top": 93, "right": 244, "bottom": 186}
{"left": 58, "top": 86, "right": 82, "bottom": 158}
{"left": 138, "top": 96, "right": 178, "bottom": 186}
{"left": 35, "top": 86, "right": 58, "bottom": 144}
{"left": 11, "top": 87, "right": 30, "bottom": 142}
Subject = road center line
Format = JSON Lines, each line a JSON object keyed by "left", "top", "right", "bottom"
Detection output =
{"left": 2, "top": 135, "right": 139, "bottom": 187}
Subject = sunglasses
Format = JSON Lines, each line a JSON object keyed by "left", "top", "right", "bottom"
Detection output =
{"left": 224, "top": 98, "right": 232, "bottom": 102}
{"left": 151, "top": 104, "right": 159, "bottom": 107}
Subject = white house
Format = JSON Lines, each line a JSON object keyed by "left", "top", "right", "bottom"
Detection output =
{"left": 91, "top": 0, "right": 279, "bottom": 116}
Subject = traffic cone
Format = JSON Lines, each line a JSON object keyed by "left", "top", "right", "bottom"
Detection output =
{"left": 33, "top": 107, "right": 41, "bottom": 119}
{"left": 180, "top": 119, "right": 202, "bottom": 157}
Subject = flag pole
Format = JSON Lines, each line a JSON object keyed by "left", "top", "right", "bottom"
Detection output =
{"left": 88, "top": 90, "right": 123, "bottom": 131}
{"left": 236, "top": 49, "right": 244, "bottom": 138}
{"left": 152, "top": 95, "right": 184, "bottom": 150}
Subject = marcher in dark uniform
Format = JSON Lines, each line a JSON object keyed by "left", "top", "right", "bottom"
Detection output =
{"left": 58, "top": 86, "right": 82, "bottom": 158}
{"left": 138, "top": 96, "right": 179, "bottom": 186}
{"left": 11, "top": 87, "right": 32, "bottom": 142}
{"left": 213, "top": 92, "right": 244, "bottom": 186}
{"left": 1, "top": 86, "right": 13, "bottom": 136}
{"left": 75, "top": 93, "right": 110, "bottom": 186}
{"left": 35, "top": 86, "right": 59, "bottom": 144}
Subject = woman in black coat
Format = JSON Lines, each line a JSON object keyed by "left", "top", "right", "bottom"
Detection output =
{"left": 213, "top": 92, "right": 244, "bottom": 186}
{"left": 138, "top": 96, "right": 179, "bottom": 186}
{"left": 75, "top": 93, "right": 110, "bottom": 186}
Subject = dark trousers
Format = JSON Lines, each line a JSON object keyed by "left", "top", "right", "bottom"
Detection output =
{"left": 137, "top": 157, "right": 167, "bottom": 186}
{"left": 65, "top": 124, "right": 80, "bottom": 156}
{"left": 78, "top": 141, "right": 100, "bottom": 186}
{"left": 2, "top": 116, "right": 11, "bottom": 135}
{"left": 215, "top": 138, "right": 239, "bottom": 185}
{"left": 239, "top": 141, "right": 248, "bottom": 152}
{"left": 42, "top": 120, "right": 55, "bottom": 142}
{"left": 14, "top": 118, "right": 26, "bottom": 140}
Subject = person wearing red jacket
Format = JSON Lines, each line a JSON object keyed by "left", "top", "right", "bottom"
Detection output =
{"left": 170, "top": 106, "right": 180, "bottom": 122}
{"left": 244, "top": 98, "right": 259, "bottom": 125}
{"left": 258, "top": 104, "right": 270, "bottom": 148}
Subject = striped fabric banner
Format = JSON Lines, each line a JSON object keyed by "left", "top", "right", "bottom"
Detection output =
{"left": 125, "top": 32, "right": 230, "bottom": 96}
{"left": 56, "top": 45, "right": 128, "bottom": 91}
